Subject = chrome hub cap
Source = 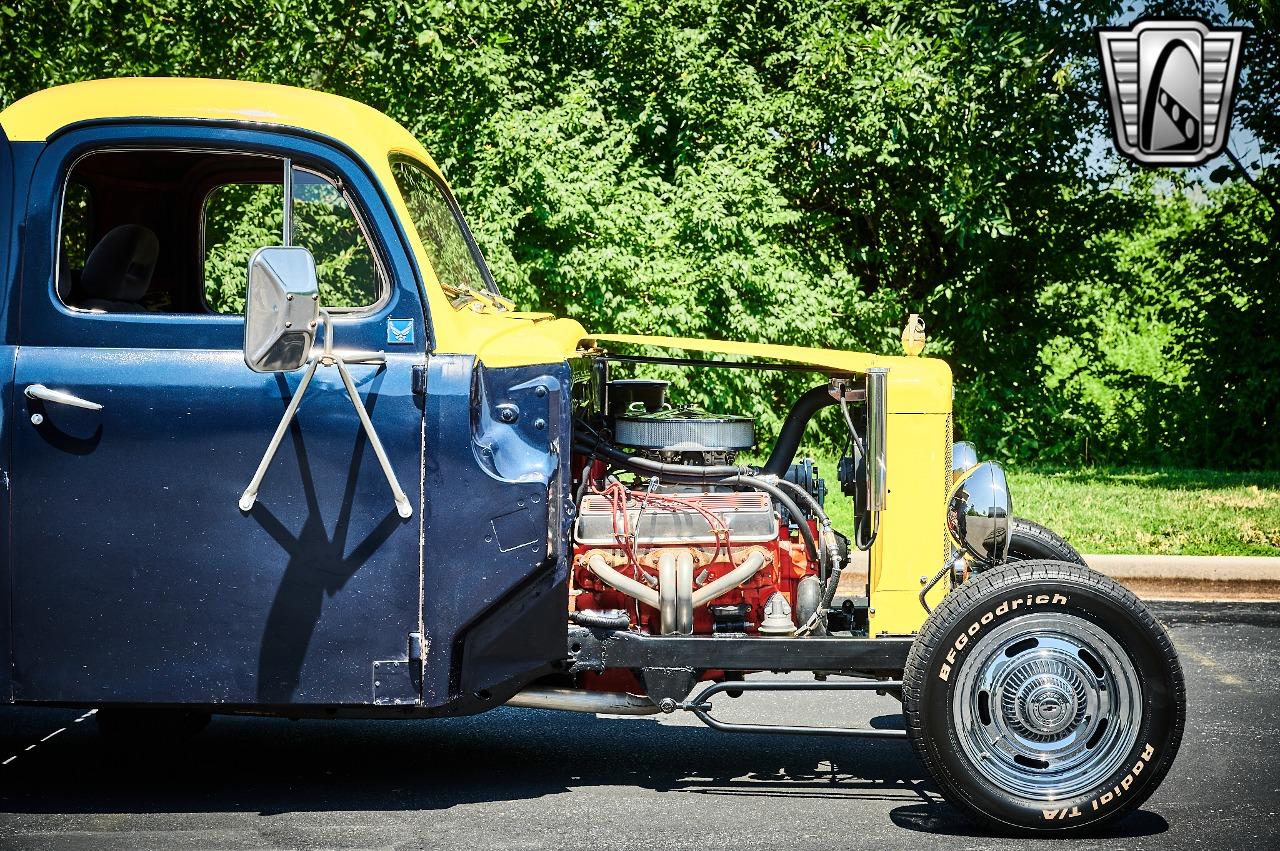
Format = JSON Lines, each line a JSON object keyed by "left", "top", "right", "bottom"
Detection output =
{"left": 1004, "top": 659, "right": 1087, "bottom": 740}
{"left": 952, "top": 613, "right": 1142, "bottom": 799}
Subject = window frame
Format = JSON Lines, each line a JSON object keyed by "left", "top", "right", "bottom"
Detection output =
{"left": 22, "top": 121, "right": 430, "bottom": 353}
{"left": 54, "top": 147, "right": 393, "bottom": 318}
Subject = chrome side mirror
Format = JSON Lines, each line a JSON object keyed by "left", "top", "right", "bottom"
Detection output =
{"left": 243, "top": 246, "right": 320, "bottom": 373}
{"left": 947, "top": 461, "right": 1011, "bottom": 565}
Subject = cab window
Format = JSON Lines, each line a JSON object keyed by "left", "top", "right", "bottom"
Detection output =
{"left": 57, "top": 150, "right": 385, "bottom": 315}
{"left": 202, "top": 170, "right": 381, "bottom": 314}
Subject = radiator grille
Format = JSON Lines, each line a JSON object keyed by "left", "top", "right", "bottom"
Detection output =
{"left": 944, "top": 414, "right": 954, "bottom": 571}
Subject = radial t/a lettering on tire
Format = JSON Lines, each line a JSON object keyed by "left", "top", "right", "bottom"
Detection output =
{"left": 902, "top": 560, "right": 1185, "bottom": 835}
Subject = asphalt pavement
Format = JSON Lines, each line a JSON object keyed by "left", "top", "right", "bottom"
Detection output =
{"left": 0, "top": 601, "right": 1276, "bottom": 851}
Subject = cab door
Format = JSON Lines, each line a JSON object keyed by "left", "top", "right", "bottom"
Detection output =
{"left": 8, "top": 126, "right": 426, "bottom": 706}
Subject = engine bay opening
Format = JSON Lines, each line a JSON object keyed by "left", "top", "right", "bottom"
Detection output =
{"left": 565, "top": 354, "right": 881, "bottom": 697}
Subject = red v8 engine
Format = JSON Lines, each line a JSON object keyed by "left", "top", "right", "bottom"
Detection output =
{"left": 570, "top": 388, "right": 833, "bottom": 641}
{"left": 572, "top": 486, "right": 818, "bottom": 635}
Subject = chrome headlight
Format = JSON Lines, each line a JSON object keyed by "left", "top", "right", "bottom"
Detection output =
{"left": 947, "top": 461, "right": 1011, "bottom": 565}
{"left": 951, "top": 440, "right": 979, "bottom": 483}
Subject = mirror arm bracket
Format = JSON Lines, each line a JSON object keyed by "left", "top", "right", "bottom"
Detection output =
{"left": 239, "top": 311, "right": 413, "bottom": 519}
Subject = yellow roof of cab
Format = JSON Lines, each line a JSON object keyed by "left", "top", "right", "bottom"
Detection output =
{"left": 0, "top": 77, "right": 444, "bottom": 176}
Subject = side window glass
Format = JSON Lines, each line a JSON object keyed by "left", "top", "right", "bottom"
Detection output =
{"left": 202, "top": 168, "right": 382, "bottom": 315}
{"left": 290, "top": 170, "right": 381, "bottom": 310}
{"left": 391, "top": 160, "right": 492, "bottom": 305}
{"left": 60, "top": 182, "right": 92, "bottom": 271}
{"left": 203, "top": 183, "right": 283, "bottom": 314}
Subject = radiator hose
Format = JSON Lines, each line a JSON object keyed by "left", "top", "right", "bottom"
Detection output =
{"left": 761, "top": 385, "right": 838, "bottom": 476}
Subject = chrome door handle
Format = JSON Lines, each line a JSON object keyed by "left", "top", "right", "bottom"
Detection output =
{"left": 24, "top": 384, "right": 104, "bottom": 411}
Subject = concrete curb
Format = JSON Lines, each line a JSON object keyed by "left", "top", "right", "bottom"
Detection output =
{"left": 1083, "top": 553, "right": 1280, "bottom": 601}
{"left": 836, "top": 552, "right": 1280, "bottom": 601}
{"left": 1083, "top": 553, "right": 1280, "bottom": 580}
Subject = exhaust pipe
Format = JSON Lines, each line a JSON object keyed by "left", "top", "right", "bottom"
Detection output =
{"left": 691, "top": 549, "right": 767, "bottom": 608}
{"left": 589, "top": 550, "right": 696, "bottom": 635}
{"left": 506, "top": 687, "right": 660, "bottom": 715}
{"left": 658, "top": 551, "right": 679, "bottom": 635}
{"left": 587, "top": 553, "right": 660, "bottom": 610}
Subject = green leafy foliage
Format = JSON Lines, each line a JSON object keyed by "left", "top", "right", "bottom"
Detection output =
{"left": 1, "top": 0, "right": 1275, "bottom": 467}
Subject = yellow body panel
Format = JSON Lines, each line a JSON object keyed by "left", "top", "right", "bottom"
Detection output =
{"left": 867, "top": 413, "right": 952, "bottom": 635}
{"left": 589, "top": 333, "right": 952, "bottom": 414}
{"left": 3, "top": 78, "right": 952, "bottom": 634}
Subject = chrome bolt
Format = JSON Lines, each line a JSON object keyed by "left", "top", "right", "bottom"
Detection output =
{"left": 30, "top": 413, "right": 43, "bottom": 426}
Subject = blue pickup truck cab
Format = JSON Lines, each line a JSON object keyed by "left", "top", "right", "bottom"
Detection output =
{"left": 0, "top": 79, "right": 1183, "bottom": 835}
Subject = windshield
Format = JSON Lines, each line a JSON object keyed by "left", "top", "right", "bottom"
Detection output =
{"left": 391, "top": 159, "right": 498, "bottom": 306}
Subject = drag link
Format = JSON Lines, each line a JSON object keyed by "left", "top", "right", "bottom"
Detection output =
{"left": 674, "top": 679, "right": 908, "bottom": 739}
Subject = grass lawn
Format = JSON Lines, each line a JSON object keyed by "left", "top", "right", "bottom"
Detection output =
{"left": 1007, "top": 467, "right": 1280, "bottom": 557}
{"left": 792, "top": 452, "right": 1280, "bottom": 558}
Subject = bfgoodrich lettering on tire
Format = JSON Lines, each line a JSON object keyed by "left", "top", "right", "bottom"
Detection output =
{"left": 902, "top": 560, "right": 1185, "bottom": 835}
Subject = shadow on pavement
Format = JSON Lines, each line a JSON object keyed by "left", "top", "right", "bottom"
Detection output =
{"left": 890, "top": 802, "right": 1168, "bottom": 839}
{"left": 0, "top": 704, "right": 1165, "bottom": 841}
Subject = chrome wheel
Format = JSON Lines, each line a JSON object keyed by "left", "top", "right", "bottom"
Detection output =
{"left": 951, "top": 612, "right": 1142, "bottom": 799}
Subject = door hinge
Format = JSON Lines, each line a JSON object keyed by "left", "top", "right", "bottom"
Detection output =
{"left": 372, "top": 632, "right": 426, "bottom": 705}
{"left": 411, "top": 364, "right": 427, "bottom": 396}
{"left": 409, "top": 631, "right": 424, "bottom": 663}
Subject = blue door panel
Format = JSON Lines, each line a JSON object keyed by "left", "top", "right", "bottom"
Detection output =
{"left": 10, "top": 347, "right": 423, "bottom": 704}
{"left": 8, "top": 122, "right": 430, "bottom": 706}
{"left": 419, "top": 355, "right": 571, "bottom": 709}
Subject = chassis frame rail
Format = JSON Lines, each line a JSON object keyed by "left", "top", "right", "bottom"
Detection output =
{"left": 566, "top": 626, "right": 914, "bottom": 675}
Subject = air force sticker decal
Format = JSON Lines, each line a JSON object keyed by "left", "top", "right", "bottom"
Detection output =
{"left": 386, "top": 317, "right": 415, "bottom": 345}
{"left": 1097, "top": 19, "right": 1245, "bottom": 166}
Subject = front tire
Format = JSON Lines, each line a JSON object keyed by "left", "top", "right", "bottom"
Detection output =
{"left": 902, "top": 560, "right": 1184, "bottom": 835}
{"left": 1007, "top": 517, "right": 1086, "bottom": 565}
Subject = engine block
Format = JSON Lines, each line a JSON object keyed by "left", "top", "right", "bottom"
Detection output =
{"left": 570, "top": 486, "right": 817, "bottom": 637}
